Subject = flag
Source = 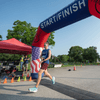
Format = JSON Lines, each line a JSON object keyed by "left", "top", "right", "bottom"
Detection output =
{"left": 31, "top": 46, "right": 43, "bottom": 73}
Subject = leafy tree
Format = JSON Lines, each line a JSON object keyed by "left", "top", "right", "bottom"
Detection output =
{"left": 0, "top": 35, "right": 2, "bottom": 41}
{"left": 0, "top": 53, "right": 10, "bottom": 61}
{"left": 48, "top": 31, "right": 55, "bottom": 48}
{"left": 97, "top": 55, "right": 100, "bottom": 61}
{"left": 57, "top": 55, "right": 69, "bottom": 63}
{"left": 49, "top": 55, "right": 53, "bottom": 62}
{"left": 83, "top": 46, "right": 98, "bottom": 63}
{"left": 68, "top": 46, "right": 84, "bottom": 62}
{"left": 6, "top": 20, "right": 55, "bottom": 61}
{"left": 57, "top": 55, "right": 62, "bottom": 62}
{"left": 0, "top": 53, "right": 21, "bottom": 61}
{"left": 52, "top": 57, "right": 56, "bottom": 63}
{"left": 6, "top": 20, "right": 55, "bottom": 46}
{"left": 0, "top": 53, "right": 4, "bottom": 61}
{"left": 61, "top": 55, "right": 69, "bottom": 63}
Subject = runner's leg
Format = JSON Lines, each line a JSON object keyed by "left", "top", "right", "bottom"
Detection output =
{"left": 22, "top": 63, "right": 24, "bottom": 72}
{"left": 20, "top": 62, "right": 22, "bottom": 70}
{"left": 35, "top": 69, "right": 45, "bottom": 88}
{"left": 44, "top": 69, "right": 52, "bottom": 80}
{"left": 26, "top": 64, "right": 28, "bottom": 73}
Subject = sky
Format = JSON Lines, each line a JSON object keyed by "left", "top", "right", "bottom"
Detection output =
{"left": 0, "top": 0, "right": 100, "bottom": 57}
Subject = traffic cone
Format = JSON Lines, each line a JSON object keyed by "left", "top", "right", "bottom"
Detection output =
{"left": 3, "top": 78, "right": 7, "bottom": 84}
{"left": 24, "top": 76, "right": 26, "bottom": 81}
{"left": 11, "top": 77, "right": 14, "bottom": 83}
{"left": 73, "top": 65, "right": 76, "bottom": 71}
{"left": 81, "top": 65, "right": 82, "bottom": 67}
{"left": 17, "top": 77, "right": 20, "bottom": 82}
{"left": 29, "top": 76, "right": 32, "bottom": 81}
{"left": 27, "top": 73, "right": 29, "bottom": 77}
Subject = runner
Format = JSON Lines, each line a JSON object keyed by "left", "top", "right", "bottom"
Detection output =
{"left": 20, "top": 55, "right": 24, "bottom": 71}
{"left": 28, "top": 42, "right": 55, "bottom": 92}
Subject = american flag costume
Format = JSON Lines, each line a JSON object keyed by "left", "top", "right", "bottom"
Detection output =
{"left": 30, "top": 46, "right": 43, "bottom": 73}
{"left": 31, "top": 26, "right": 50, "bottom": 79}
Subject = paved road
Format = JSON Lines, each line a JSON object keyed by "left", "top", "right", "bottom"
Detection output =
{"left": 0, "top": 65, "right": 100, "bottom": 100}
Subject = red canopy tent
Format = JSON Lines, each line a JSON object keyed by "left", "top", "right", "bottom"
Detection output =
{"left": 0, "top": 38, "right": 32, "bottom": 55}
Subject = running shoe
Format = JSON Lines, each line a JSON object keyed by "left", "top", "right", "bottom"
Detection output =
{"left": 28, "top": 87, "right": 38, "bottom": 92}
{"left": 52, "top": 76, "right": 55, "bottom": 84}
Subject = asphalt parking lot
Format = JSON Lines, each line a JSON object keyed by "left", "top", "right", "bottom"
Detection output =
{"left": 0, "top": 65, "right": 100, "bottom": 100}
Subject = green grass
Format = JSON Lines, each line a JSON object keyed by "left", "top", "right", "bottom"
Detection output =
{"left": 62, "top": 65, "right": 83, "bottom": 67}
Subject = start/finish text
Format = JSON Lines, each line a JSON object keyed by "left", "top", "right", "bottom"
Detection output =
{"left": 40, "top": 0, "right": 86, "bottom": 29}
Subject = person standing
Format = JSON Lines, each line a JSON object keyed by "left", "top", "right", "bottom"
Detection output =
{"left": 20, "top": 55, "right": 24, "bottom": 71}
{"left": 28, "top": 42, "right": 55, "bottom": 92}
{"left": 24, "top": 55, "right": 29, "bottom": 73}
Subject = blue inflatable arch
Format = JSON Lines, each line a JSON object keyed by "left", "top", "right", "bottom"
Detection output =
{"left": 30, "top": 0, "right": 100, "bottom": 79}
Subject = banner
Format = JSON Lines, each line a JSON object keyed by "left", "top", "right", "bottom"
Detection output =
{"left": 39, "top": 0, "right": 91, "bottom": 33}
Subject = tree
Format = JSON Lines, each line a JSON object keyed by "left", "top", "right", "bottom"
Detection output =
{"left": 0, "top": 53, "right": 4, "bottom": 61}
{"left": 61, "top": 55, "right": 69, "bottom": 63}
{"left": 0, "top": 53, "right": 21, "bottom": 62}
{"left": 5, "top": 20, "right": 55, "bottom": 61}
{"left": 0, "top": 35, "right": 2, "bottom": 41}
{"left": 52, "top": 57, "right": 56, "bottom": 63}
{"left": 57, "top": 55, "right": 69, "bottom": 63}
{"left": 83, "top": 46, "right": 98, "bottom": 63}
{"left": 6, "top": 20, "right": 55, "bottom": 46}
{"left": 57, "top": 55, "right": 62, "bottom": 62}
{"left": 68, "top": 46, "right": 84, "bottom": 62}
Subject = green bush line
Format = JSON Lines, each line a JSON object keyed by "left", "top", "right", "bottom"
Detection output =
{"left": 1, "top": 62, "right": 100, "bottom": 71}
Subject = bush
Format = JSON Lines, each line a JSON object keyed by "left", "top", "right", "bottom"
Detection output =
{"left": 48, "top": 64, "right": 54, "bottom": 68}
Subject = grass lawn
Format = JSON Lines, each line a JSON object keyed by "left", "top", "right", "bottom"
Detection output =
{"left": 62, "top": 65, "right": 82, "bottom": 67}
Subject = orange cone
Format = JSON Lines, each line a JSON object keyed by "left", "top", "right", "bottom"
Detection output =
{"left": 11, "top": 77, "right": 14, "bottom": 83}
{"left": 27, "top": 73, "right": 29, "bottom": 77}
{"left": 29, "top": 77, "right": 32, "bottom": 81}
{"left": 74, "top": 65, "right": 76, "bottom": 71}
{"left": 81, "top": 65, "right": 82, "bottom": 67}
{"left": 3, "top": 78, "right": 7, "bottom": 84}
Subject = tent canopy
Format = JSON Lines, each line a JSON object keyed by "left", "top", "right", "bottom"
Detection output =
{"left": 0, "top": 38, "right": 32, "bottom": 55}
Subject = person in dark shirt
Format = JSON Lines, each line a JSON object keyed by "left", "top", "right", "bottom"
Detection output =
{"left": 24, "top": 55, "right": 29, "bottom": 73}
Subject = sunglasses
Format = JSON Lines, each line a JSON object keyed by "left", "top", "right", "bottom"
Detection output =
{"left": 44, "top": 44, "right": 47, "bottom": 46}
